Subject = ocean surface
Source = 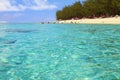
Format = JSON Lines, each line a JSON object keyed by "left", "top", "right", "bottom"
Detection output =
{"left": 0, "top": 23, "right": 120, "bottom": 80}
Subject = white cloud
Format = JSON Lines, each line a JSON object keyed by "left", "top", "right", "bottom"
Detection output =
{"left": 0, "top": 0, "right": 25, "bottom": 11}
{"left": 0, "top": 0, "right": 56, "bottom": 11}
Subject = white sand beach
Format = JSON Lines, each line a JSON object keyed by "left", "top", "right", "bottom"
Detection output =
{"left": 57, "top": 16, "right": 120, "bottom": 24}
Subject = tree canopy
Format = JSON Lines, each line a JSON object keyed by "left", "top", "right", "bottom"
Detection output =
{"left": 56, "top": 0, "right": 120, "bottom": 20}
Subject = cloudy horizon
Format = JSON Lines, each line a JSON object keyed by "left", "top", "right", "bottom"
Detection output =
{"left": 0, "top": 0, "right": 82, "bottom": 23}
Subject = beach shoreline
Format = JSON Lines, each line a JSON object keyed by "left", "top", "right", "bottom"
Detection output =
{"left": 57, "top": 16, "right": 120, "bottom": 24}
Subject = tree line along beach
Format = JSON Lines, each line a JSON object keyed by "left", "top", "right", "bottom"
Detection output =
{"left": 56, "top": 0, "right": 120, "bottom": 24}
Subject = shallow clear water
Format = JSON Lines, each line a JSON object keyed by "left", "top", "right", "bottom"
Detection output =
{"left": 0, "top": 23, "right": 120, "bottom": 80}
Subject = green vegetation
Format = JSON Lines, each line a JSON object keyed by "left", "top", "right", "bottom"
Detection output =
{"left": 56, "top": 0, "right": 120, "bottom": 20}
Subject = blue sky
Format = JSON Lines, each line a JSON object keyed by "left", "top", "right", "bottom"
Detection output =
{"left": 0, "top": 0, "right": 83, "bottom": 23}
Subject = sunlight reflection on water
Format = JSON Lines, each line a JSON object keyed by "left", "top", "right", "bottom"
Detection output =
{"left": 0, "top": 24, "right": 120, "bottom": 80}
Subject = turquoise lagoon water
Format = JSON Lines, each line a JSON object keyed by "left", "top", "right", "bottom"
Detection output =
{"left": 0, "top": 23, "right": 120, "bottom": 80}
